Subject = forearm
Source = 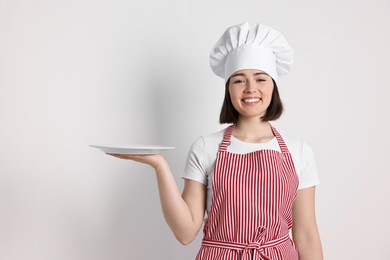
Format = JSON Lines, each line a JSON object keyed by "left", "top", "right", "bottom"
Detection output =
{"left": 294, "top": 233, "right": 323, "bottom": 260}
{"left": 292, "top": 187, "right": 323, "bottom": 260}
{"left": 107, "top": 153, "right": 203, "bottom": 244}
{"left": 154, "top": 159, "right": 200, "bottom": 244}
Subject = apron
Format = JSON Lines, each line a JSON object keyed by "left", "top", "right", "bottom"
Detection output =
{"left": 196, "top": 124, "right": 299, "bottom": 260}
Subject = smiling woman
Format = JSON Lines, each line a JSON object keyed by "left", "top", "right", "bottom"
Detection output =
{"left": 107, "top": 22, "right": 323, "bottom": 260}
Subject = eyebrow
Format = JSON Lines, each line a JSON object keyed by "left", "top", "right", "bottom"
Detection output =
{"left": 231, "top": 72, "right": 269, "bottom": 78}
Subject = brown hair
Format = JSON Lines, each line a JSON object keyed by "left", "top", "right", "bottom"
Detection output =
{"left": 219, "top": 78, "right": 284, "bottom": 124}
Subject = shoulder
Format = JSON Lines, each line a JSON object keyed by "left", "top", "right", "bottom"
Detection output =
{"left": 275, "top": 128, "right": 317, "bottom": 168}
{"left": 275, "top": 128, "right": 320, "bottom": 188}
{"left": 187, "top": 127, "right": 228, "bottom": 171}
{"left": 201, "top": 127, "right": 226, "bottom": 147}
{"left": 275, "top": 129, "right": 313, "bottom": 157}
{"left": 189, "top": 127, "right": 226, "bottom": 157}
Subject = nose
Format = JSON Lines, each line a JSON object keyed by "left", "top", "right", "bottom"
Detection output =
{"left": 244, "top": 79, "right": 256, "bottom": 93}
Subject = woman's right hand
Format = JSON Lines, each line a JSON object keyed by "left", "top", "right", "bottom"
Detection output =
{"left": 106, "top": 153, "right": 167, "bottom": 170}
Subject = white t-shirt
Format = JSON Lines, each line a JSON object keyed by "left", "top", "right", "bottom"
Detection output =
{"left": 181, "top": 127, "right": 320, "bottom": 219}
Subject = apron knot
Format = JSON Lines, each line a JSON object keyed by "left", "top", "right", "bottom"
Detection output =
{"left": 241, "top": 227, "right": 271, "bottom": 260}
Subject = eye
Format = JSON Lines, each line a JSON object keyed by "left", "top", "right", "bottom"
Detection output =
{"left": 233, "top": 79, "right": 245, "bottom": 84}
{"left": 256, "top": 78, "right": 266, "bottom": 82}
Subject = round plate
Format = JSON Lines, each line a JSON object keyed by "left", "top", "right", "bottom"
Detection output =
{"left": 90, "top": 144, "right": 175, "bottom": 154}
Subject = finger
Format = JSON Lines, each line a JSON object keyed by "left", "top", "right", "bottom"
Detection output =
{"left": 106, "top": 153, "right": 131, "bottom": 159}
{"left": 106, "top": 154, "right": 144, "bottom": 161}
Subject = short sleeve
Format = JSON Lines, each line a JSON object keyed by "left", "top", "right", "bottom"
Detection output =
{"left": 297, "top": 141, "right": 320, "bottom": 190}
{"left": 181, "top": 137, "right": 208, "bottom": 185}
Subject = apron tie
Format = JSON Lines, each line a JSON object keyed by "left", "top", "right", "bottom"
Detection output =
{"left": 201, "top": 227, "right": 290, "bottom": 260}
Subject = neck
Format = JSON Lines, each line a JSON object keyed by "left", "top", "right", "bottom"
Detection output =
{"left": 233, "top": 117, "right": 274, "bottom": 143}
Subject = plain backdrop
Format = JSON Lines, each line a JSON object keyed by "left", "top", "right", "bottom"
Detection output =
{"left": 1, "top": 0, "right": 389, "bottom": 259}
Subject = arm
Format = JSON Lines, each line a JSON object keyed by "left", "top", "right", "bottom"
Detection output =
{"left": 292, "top": 186, "right": 323, "bottom": 260}
{"left": 108, "top": 153, "right": 206, "bottom": 245}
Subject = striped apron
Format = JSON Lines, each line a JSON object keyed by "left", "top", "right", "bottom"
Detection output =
{"left": 196, "top": 124, "right": 299, "bottom": 260}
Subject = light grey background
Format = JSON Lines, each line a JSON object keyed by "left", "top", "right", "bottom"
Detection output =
{"left": 1, "top": 0, "right": 389, "bottom": 259}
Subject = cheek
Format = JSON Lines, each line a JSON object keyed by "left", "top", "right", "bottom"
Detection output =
{"left": 267, "top": 88, "right": 274, "bottom": 97}
{"left": 228, "top": 89, "right": 242, "bottom": 110}
{"left": 262, "top": 83, "right": 274, "bottom": 97}
{"left": 228, "top": 87, "right": 239, "bottom": 101}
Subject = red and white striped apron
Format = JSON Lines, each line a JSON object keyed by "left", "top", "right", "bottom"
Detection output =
{"left": 196, "top": 124, "right": 299, "bottom": 260}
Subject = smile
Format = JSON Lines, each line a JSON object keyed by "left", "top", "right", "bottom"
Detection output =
{"left": 242, "top": 98, "right": 261, "bottom": 103}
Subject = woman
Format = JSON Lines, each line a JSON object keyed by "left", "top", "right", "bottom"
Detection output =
{"left": 109, "top": 22, "right": 323, "bottom": 260}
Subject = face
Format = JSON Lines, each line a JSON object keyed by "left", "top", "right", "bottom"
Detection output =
{"left": 228, "top": 69, "right": 274, "bottom": 120}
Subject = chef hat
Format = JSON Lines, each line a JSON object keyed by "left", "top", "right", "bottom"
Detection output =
{"left": 209, "top": 22, "right": 294, "bottom": 83}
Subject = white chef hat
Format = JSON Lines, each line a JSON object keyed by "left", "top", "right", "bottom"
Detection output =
{"left": 209, "top": 22, "right": 294, "bottom": 84}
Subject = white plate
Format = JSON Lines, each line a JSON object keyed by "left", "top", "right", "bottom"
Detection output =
{"left": 89, "top": 144, "right": 175, "bottom": 155}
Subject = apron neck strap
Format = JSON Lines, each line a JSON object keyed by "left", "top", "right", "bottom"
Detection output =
{"left": 219, "top": 124, "right": 235, "bottom": 152}
{"left": 270, "top": 125, "right": 290, "bottom": 154}
{"left": 219, "top": 123, "right": 290, "bottom": 154}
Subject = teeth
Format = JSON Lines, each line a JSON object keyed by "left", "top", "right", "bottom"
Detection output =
{"left": 243, "top": 98, "right": 260, "bottom": 103}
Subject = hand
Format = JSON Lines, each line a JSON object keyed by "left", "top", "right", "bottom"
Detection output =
{"left": 106, "top": 153, "right": 167, "bottom": 169}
